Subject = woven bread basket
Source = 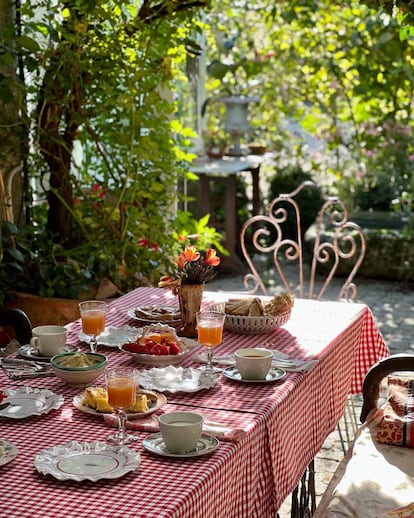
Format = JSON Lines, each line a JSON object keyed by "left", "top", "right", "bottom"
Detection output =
{"left": 209, "top": 303, "right": 291, "bottom": 335}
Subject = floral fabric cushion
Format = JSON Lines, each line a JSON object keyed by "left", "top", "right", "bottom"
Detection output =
{"left": 376, "top": 374, "right": 414, "bottom": 447}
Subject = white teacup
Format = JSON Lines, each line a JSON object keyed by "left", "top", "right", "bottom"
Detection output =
{"left": 158, "top": 411, "right": 203, "bottom": 453}
{"left": 30, "top": 325, "right": 67, "bottom": 357}
{"left": 235, "top": 348, "right": 273, "bottom": 380}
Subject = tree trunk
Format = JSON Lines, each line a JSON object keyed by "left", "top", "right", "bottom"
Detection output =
{"left": 0, "top": 0, "right": 26, "bottom": 225}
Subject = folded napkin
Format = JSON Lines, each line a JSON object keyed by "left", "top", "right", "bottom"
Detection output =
{"left": 193, "top": 350, "right": 317, "bottom": 373}
{"left": 103, "top": 414, "right": 246, "bottom": 442}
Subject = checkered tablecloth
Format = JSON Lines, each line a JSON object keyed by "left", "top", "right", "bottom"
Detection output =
{"left": 0, "top": 288, "right": 389, "bottom": 518}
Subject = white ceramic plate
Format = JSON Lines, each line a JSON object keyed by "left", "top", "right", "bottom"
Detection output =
{"left": 0, "top": 386, "right": 64, "bottom": 419}
{"left": 0, "top": 440, "right": 18, "bottom": 466}
{"left": 34, "top": 440, "right": 140, "bottom": 481}
{"left": 127, "top": 306, "right": 181, "bottom": 325}
{"left": 72, "top": 389, "right": 167, "bottom": 419}
{"left": 222, "top": 366, "right": 286, "bottom": 383}
{"left": 138, "top": 365, "right": 217, "bottom": 394}
{"left": 19, "top": 343, "right": 78, "bottom": 361}
{"left": 78, "top": 326, "right": 141, "bottom": 348}
{"left": 142, "top": 432, "right": 219, "bottom": 458}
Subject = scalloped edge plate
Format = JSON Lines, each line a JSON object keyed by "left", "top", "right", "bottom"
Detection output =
{"left": 0, "top": 440, "right": 18, "bottom": 466}
{"left": 0, "top": 386, "right": 64, "bottom": 419}
{"left": 72, "top": 389, "right": 167, "bottom": 419}
{"left": 78, "top": 326, "right": 142, "bottom": 348}
{"left": 138, "top": 366, "right": 217, "bottom": 393}
{"left": 34, "top": 440, "right": 140, "bottom": 481}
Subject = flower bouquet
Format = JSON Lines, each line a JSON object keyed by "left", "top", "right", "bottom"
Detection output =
{"left": 159, "top": 246, "right": 221, "bottom": 337}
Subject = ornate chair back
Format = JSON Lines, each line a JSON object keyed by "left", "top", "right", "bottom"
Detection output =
{"left": 240, "top": 180, "right": 366, "bottom": 301}
{"left": 0, "top": 308, "right": 33, "bottom": 345}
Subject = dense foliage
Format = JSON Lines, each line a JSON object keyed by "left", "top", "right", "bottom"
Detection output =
{"left": 0, "top": 0, "right": 226, "bottom": 302}
{"left": 204, "top": 0, "right": 414, "bottom": 215}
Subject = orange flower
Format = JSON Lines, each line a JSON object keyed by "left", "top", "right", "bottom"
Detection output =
{"left": 204, "top": 248, "right": 220, "bottom": 267}
{"left": 182, "top": 246, "right": 201, "bottom": 263}
{"left": 160, "top": 245, "right": 220, "bottom": 288}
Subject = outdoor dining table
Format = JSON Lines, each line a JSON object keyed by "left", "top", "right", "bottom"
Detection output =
{"left": 0, "top": 287, "right": 389, "bottom": 518}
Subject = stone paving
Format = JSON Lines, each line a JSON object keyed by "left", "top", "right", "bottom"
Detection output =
{"left": 208, "top": 271, "right": 414, "bottom": 516}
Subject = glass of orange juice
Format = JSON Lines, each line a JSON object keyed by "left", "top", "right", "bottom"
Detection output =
{"left": 196, "top": 310, "right": 226, "bottom": 377}
{"left": 78, "top": 300, "right": 106, "bottom": 353}
{"left": 106, "top": 367, "right": 138, "bottom": 445}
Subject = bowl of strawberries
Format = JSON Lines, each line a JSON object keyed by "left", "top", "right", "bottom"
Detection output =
{"left": 119, "top": 323, "right": 190, "bottom": 367}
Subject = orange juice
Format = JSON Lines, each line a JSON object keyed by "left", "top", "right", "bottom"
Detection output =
{"left": 107, "top": 377, "right": 136, "bottom": 408}
{"left": 81, "top": 310, "right": 105, "bottom": 336}
{"left": 197, "top": 322, "right": 223, "bottom": 347}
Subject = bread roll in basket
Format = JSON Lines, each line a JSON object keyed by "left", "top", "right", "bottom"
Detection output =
{"left": 210, "top": 294, "right": 293, "bottom": 335}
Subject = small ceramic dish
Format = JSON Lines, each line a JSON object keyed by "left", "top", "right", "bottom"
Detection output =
{"left": 50, "top": 352, "right": 107, "bottom": 388}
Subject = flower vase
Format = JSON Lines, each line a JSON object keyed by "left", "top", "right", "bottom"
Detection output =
{"left": 177, "top": 283, "right": 204, "bottom": 338}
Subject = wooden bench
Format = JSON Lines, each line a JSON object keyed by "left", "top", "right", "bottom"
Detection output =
{"left": 313, "top": 354, "right": 414, "bottom": 518}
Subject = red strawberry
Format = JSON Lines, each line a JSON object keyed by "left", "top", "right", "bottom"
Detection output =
{"left": 158, "top": 344, "right": 170, "bottom": 355}
{"left": 168, "top": 341, "right": 181, "bottom": 355}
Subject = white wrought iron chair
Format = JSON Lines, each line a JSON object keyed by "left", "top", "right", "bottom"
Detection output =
{"left": 241, "top": 181, "right": 367, "bottom": 517}
{"left": 240, "top": 180, "right": 366, "bottom": 302}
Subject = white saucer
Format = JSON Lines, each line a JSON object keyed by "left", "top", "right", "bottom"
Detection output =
{"left": 19, "top": 343, "right": 78, "bottom": 361}
{"left": 222, "top": 366, "right": 286, "bottom": 383}
{"left": 142, "top": 432, "right": 219, "bottom": 458}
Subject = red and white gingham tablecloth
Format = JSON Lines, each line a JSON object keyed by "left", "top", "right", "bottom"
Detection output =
{"left": 0, "top": 288, "right": 389, "bottom": 518}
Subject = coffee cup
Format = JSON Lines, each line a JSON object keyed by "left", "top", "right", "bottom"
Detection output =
{"left": 158, "top": 411, "right": 203, "bottom": 453}
{"left": 30, "top": 325, "right": 67, "bottom": 357}
{"left": 235, "top": 348, "right": 273, "bottom": 380}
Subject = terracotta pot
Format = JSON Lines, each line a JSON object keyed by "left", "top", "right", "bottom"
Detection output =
{"left": 177, "top": 283, "right": 204, "bottom": 338}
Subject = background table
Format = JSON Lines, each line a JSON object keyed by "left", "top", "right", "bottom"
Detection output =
{"left": 0, "top": 288, "right": 388, "bottom": 517}
{"left": 190, "top": 156, "right": 264, "bottom": 273}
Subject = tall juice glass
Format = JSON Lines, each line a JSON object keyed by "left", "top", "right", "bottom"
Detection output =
{"left": 196, "top": 310, "right": 225, "bottom": 377}
{"left": 79, "top": 300, "right": 106, "bottom": 353}
{"left": 106, "top": 367, "right": 138, "bottom": 445}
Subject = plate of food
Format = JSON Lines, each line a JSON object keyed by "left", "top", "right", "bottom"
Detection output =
{"left": 0, "top": 440, "right": 18, "bottom": 466}
{"left": 78, "top": 325, "right": 141, "bottom": 348}
{"left": 72, "top": 387, "right": 167, "bottom": 419}
{"left": 127, "top": 305, "right": 181, "bottom": 325}
{"left": 34, "top": 440, "right": 140, "bottom": 482}
{"left": 0, "top": 386, "right": 64, "bottom": 419}
{"left": 119, "top": 323, "right": 192, "bottom": 367}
